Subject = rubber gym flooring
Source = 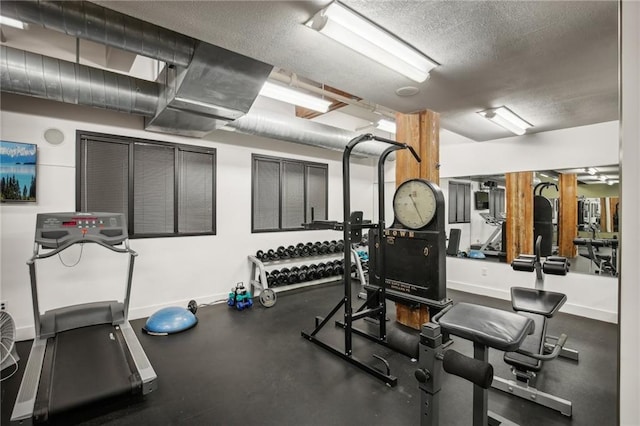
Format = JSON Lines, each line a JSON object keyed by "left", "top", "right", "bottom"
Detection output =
{"left": 1, "top": 284, "right": 617, "bottom": 425}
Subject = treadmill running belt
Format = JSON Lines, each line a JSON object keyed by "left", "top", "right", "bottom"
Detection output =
{"left": 34, "top": 324, "right": 141, "bottom": 422}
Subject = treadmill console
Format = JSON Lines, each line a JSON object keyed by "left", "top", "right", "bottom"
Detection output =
{"left": 35, "top": 212, "right": 128, "bottom": 248}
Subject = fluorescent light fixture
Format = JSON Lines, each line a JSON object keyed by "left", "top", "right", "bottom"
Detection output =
{"left": 306, "top": 2, "right": 437, "bottom": 82}
{"left": 586, "top": 167, "right": 597, "bottom": 175}
{"left": 376, "top": 118, "right": 396, "bottom": 134}
{"left": 607, "top": 179, "right": 619, "bottom": 186}
{"left": 599, "top": 175, "right": 608, "bottom": 182}
{"left": 478, "top": 106, "right": 532, "bottom": 136}
{"left": 0, "top": 15, "right": 26, "bottom": 30}
{"left": 259, "top": 81, "right": 332, "bottom": 113}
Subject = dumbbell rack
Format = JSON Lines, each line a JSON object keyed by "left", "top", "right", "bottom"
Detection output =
{"left": 248, "top": 248, "right": 367, "bottom": 307}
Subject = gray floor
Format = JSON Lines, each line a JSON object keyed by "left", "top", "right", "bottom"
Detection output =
{"left": 1, "top": 284, "right": 618, "bottom": 425}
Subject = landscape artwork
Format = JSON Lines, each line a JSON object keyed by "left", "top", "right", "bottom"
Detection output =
{"left": 0, "top": 141, "right": 37, "bottom": 202}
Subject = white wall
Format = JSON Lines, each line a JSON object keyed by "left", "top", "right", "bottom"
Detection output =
{"left": 0, "top": 94, "right": 377, "bottom": 341}
{"left": 447, "top": 257, "right": 618, "bottom": 323}
{"left": 440, "top": 120, "right": 619, "bottom": 178}
{"left": 619, "top": 1, "right": 640, "bottom": 424}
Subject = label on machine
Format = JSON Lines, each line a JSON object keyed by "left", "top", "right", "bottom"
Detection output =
{"left": 368, "top": 228, "right": 447, "bottom": 305}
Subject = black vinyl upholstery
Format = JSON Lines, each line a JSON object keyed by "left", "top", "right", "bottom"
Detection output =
{"left": 510, "top": 287, "right": 567, "bottom": 317}
{"left": 504, "top": 312, "right": 546, "bottom": 371}
{"left": 438, "top": 303, "right": 534, "bottom": 352}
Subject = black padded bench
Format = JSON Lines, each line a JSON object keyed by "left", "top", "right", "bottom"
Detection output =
{"left": 504, "top": 287, "right": 566, "bottom": 371}
{"left": 416, "top": 303, "right": 536, "bottom": 426}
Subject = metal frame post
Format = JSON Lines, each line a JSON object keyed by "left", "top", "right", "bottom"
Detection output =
{"left": 473, "top": 342, "right": 489, "bottom": 426}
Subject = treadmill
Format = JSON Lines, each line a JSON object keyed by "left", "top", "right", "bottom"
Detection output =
{"left": 11, "top": 212, "right": 157, "bottom": 425}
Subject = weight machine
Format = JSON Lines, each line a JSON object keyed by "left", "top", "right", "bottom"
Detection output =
{"left": 301, "top": 134, "right": 422, "bottom": 386}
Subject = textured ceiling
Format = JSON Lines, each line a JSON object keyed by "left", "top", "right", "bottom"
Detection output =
{"left": 94, "top": 1, "right": 619, "bottom": 141}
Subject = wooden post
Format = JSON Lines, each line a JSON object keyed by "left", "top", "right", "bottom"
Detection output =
{"left": 505, "top": 172, "right": 534, "bottom": 263}
{"left": 558, "top": 173, "right": 578, "bottom": 258}
{"left": 394, "top": 110, "right": 439, "bottom": 330}
{"left": 395, "top": 111, "right": 440, "bottom": 185}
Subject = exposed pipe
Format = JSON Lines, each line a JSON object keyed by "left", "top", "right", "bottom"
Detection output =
{"left": 227, "top": 109, "right": 393, "bottom": 158}
{"left": 0, "top": 46, "right": 158, "bottom": 116}
{"left": 269, "top": 72, "right": 396, "bottom": 120}
{"left": 1, "top": 0, "right": 196, "bottom": 67}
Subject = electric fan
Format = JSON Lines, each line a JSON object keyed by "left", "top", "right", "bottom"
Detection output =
{"left": 1, "top": 311, "right": 19, "bottom": 377}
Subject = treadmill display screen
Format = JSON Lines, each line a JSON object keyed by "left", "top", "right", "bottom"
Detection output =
{"left": 35, "top": 212, "right": 128, "bottom": 247}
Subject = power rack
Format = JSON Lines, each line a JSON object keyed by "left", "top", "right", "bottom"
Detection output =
{"left": 301, "top": 134, "right": 420, "bottom": 386}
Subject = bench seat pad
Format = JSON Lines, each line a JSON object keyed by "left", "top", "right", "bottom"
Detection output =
{"left": 439, "top": 303, "right": 535, "bottom": 352}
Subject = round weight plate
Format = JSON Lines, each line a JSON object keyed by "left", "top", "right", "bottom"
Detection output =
{"left": 259, "top": 288, "right": 277, "bottom": 308}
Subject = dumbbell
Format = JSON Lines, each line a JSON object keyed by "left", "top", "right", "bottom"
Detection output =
{"left": 308, "top": 264, "right": 321, "bottom": 280}
{"left": 310, "top": 243, "right": 320, "bottom": 255}
{"left": 256, "top": 250, "right": 270, "bottom": 262}
{"left": 276, "top": 246, "right": 288, "bottom": 259}
{"left": 267, "top": 249, "right": 278, "bottom": 261}
{"left": 290, "top": 266, "right": 300, "bottom": 280}
{"left": 268, "top": 269, "right": 280, "bottom": 287}
{"left": 277, "top": 268, "right": 289, "bottom": 285}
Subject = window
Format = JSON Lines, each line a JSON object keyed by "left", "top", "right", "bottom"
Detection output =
{"left": 489, "top": 188, "right": 506, "bottom": 218}
{"left": 77, "top": 131, "right": 215, "bottom": 237}
{"left": 252, "top": 155, "right": 328, "bottom": 232}
{"left": 448, "top": 181, "right": 471, "bottom": 224}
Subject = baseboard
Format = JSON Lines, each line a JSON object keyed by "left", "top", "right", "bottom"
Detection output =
{"left": 448, "top": 280, "right": 618, "bottom": 324}
{"left": 15, "top": 292, "right": 230, "bottom": 342}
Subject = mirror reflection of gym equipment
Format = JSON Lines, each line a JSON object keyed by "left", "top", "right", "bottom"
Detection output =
{"left": 446, "top": 168, "right": 620, "bottom": 276}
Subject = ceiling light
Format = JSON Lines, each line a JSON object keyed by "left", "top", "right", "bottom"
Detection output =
{"left": 607, "top": 179, "right": 619, "bottom": 186}
{"left": 259, "top": 81, "right": 332, "bottom": 113}
{"left": 599, "top": 175, "right": 608, "bottom": 182}
{"left": 376, "top": 118, "right": 396, "bottom": 134}
{"left": 586, "top": 168, "right": 597, "bottom": 175}
{"left": 0, "top": 15, "right": 26, "bottom": 30}
{"left": 306, "top": 2, "right": 437, "bottom": 83}
{"left": 478, "top": 106, "right": 532, "bottom": 136}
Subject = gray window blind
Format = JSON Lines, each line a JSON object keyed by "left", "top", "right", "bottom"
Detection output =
{"left": 449, "top": 181, "right": 470, "bottom": 224}
{"left": 179, "top": 150, "right": 214, "bottom": 233}
{"left": 133, "top": 143, "right": 174, "bottom": 234}
{"left": 282, "top": 161, "right": 305, "bottom": 228}
{"left": 80, "top": 139, "right": 129, "bottom": 219}
{"left": 306, "top": 165, "right": 327, "bottom": 221}
{"left": 253, "top": 159, "right": 280, "bottom": 230}
{"left": 252, "top": 155, "right": 328, "bottom": 232}
{"left": 490, "top": 188, "right": 505, "bottom": 217}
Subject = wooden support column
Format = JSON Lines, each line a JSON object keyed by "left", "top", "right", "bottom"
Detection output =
{"left": 394, "top": 110, "right": 439, "bottom": 330}
{"left": 505, "top": 172, "right": 533, "bottom": 264}
{"left": 395, "top": 110, "right": 440, "bottom": 185}
{"left": 558, "top": 173, "right": 578, "bottom": 257}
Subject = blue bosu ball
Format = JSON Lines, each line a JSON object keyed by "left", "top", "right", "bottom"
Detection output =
{"left": 468, "top": 250, "right": 487, "bottom": 259}
{"left": 144, "top": 306, "right": 198, "bottom": 335}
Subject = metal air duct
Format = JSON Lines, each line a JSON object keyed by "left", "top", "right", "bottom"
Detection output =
{"left": 228, "top": 110, "right": 392, "bottom": 158}
{"left": 1, "top": 0, "right": 196, "bottom": 67}
{"left": 144, "top": 42, "right": 274, "bottom": 137}
{"left": 0, "top": 46, "right": 158, "bottom": 116}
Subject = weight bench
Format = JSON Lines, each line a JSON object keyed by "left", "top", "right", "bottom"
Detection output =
{"left": 491, "top": 239, "right": 575, "bottom": 416}
{"left": 416, "top": 302, "right": 567, "bottom": 425}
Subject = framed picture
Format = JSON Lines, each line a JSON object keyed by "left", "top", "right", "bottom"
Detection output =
{"left": 1, "top": 141, "right": 37, "bottom": 203}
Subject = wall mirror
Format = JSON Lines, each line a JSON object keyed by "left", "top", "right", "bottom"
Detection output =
{"left": 442, "top": 165, "right": 619, "bottom": 276}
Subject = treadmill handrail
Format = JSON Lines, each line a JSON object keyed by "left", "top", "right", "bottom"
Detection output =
{"left": 29, "top": 236, "right": 137, "bottom": 263}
